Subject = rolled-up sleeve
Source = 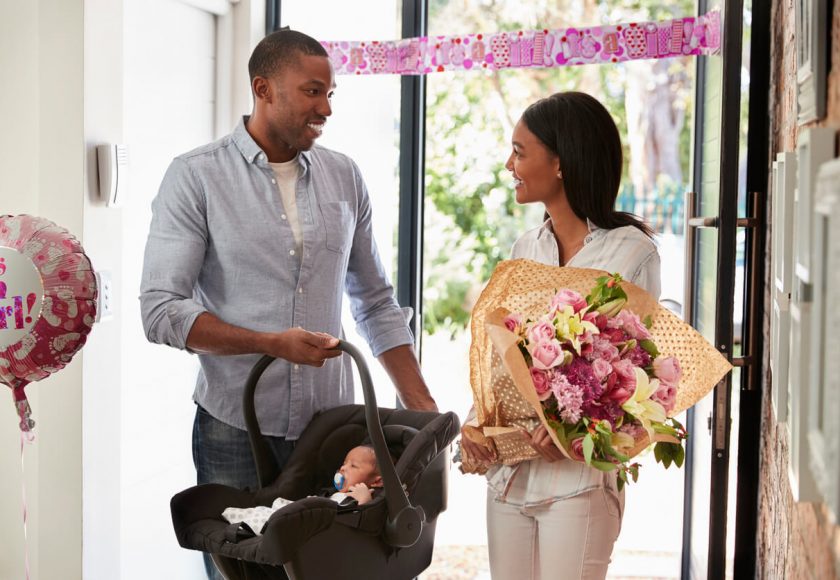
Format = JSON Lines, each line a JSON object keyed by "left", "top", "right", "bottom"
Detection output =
{"left": 343, "top": 163, "right": 414, "bottom": 357}
{"left": 139, "top": 157, "right": 209, "bottom": 350}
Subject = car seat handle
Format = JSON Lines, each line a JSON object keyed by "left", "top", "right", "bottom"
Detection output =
{"left": 337, "top": 340, "right": 424, "bottom": 548}
{"left": 242, "top": 341, "right": 425, "bottom": 548}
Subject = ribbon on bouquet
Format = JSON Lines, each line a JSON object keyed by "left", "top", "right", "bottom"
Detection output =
{"left": 321, "top": 10, "right": 720, "bottom": 76}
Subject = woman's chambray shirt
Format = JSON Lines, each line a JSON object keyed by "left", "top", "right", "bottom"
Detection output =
{"left": 486, "top": 218, "right": 661, "bottom": 507}
{"left": 140, "top": 118, "right": 413, "bottom": 438}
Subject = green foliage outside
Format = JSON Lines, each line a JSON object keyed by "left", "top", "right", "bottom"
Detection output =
{"left": 422, "top": 0, "right": 696, "bottom": 337}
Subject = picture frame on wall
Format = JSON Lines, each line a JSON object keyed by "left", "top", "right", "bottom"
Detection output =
{"left": 795, "top": 0, "right": 829, "bottom": 124}
{"left": 770, "top": 152, "right": 796, "bottom": 426}
{"left": 803, "top": 156, "right": 840, "bottom": 519}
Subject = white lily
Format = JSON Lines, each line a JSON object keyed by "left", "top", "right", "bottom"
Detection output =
{"left": 553, "top": 305, "right": 599, "bottom": 354}
{"left": 620, "top": 367, "right": 667, "bottom": 440}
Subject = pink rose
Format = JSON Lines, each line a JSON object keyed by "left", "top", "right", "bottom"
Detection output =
{"left": 652, "top": 383, "right": 677, "bottom": 413}
{"left": 591, "top": 335, "right": 620, "bottom": 362}
{"left": 551, "top": 289, "right": 588, "bottom": 313}
{"left": 653, "top": 356, "right": 681, "bottom": 387}
{"left": 528, "top": 340, "right": 566, "bottom": 370}
{"left": 527, "top": 320, "right": 556, "bottom": 345}
{"left": 592, "top": 358, "right": 613, "bottom": 381}
{"left": 530, "top": 368, "right": 552, "bottom": 400}
{"left": 612, "top": 359, "right": 636, "bottom": 387}
{"left": 504, "top": 313, "right": 524, "bottom": 334}
{"left": 613, "top": 310, "right": 651, "bottom": 340}
{"left": 569, "top": 437, "right": 586, "bottom": 461}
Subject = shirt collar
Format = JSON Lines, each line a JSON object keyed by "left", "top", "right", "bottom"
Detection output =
{"left": 537, "top": 217, "right": 602, "bottom": 245}
{"left": 233, "top": 116, "right": 312, "bottom": 168}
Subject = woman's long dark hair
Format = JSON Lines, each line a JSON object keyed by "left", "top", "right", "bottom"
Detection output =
{"left": 521, "top": 91, "right": 653, "bottom": 237}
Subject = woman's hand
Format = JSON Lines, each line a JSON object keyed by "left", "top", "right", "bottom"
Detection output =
{"left": 346, "top": 483, "right": 374, "bottom": 505}
{"left": 459, "top": 426, "right": 497, "bottom": 464}
{"left": 521, "top": 425, "right": 566, "bottom": 463}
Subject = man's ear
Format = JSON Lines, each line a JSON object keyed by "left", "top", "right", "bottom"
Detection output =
{"left": 252, "top": 77, "right": 272, "bottom": 103}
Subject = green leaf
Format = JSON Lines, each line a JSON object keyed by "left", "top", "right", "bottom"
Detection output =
{"left": 603, "top": 445, "right": 630, "bottom": 463}
{"left": 590, "top": 459, "right": 618, "bottom": 472}
{"left": 582, "top": 434, "right": 594, "bottom": 465}
{"left": 674, "top": 444, "right": 686, "bottom": 468}
{"left": 643, "top": 314, "right": 654, "bottom": 329}
{"left": 640, "top": 339, "right": 660, "bottom": 358}
{"left": 594, "top": 421, "right": 613, "bottom": 437}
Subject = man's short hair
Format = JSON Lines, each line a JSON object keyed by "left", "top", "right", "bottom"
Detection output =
{"left": 248, "top": 29, "right": 328, "bottom": 82}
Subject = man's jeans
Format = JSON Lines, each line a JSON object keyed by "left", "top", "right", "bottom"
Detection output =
{"left": 192, "top": 404, "right": 296, "bottom": 580}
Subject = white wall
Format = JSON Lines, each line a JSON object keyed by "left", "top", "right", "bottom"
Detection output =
{"left": 0, "top": 1, "right": 263, "bottom": 578}
{"left": 82, "top": 0, "right": 125, "bottom": 577}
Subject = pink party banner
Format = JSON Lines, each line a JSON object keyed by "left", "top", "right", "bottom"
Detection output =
{"left": 322, "top": 11, "right": 720, "bottom": 76}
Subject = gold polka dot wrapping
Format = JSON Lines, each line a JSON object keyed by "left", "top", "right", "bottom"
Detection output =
{"left": 461, "top": 259, "right": 732, "bottom": 474}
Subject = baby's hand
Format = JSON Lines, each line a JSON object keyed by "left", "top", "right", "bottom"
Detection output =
{"left": 346, "top": 483, "right": 373, "bottom": 505}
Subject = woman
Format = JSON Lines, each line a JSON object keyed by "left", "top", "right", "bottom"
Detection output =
{"left": 461, "top": 91, "right": 661, "bottom": 579}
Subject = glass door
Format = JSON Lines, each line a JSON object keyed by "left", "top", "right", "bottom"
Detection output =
{"left": 419, "top": 1, "right": 696, "bottom": 577}
{"left": 278, "top": 0, "right": 406, "bottom": 405}
{"left": 682, "top": 1, "right": 751, "bottom": 578}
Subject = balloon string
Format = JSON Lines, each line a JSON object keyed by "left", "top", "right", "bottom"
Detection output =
{"left": 20, "top": 430, "right": 32, "bottom": 580}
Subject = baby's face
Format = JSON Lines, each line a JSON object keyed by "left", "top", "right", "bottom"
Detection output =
{"left": 338, "top": 446, "right": 379, "bottom": 491}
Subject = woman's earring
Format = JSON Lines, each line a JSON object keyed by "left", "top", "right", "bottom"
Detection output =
{"left": 557, "top": 172, "right": 563, "bottom": 180}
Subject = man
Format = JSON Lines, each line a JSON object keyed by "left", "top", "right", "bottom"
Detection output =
{"left": 140, "top": 28, "right": 436, "bottom": 578}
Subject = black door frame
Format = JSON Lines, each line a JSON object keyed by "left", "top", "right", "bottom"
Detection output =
{"left": 733, "top": 0, "right": 770, "bottom": 577}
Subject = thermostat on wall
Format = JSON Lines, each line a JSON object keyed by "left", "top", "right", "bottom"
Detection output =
{"left": 96, "top": 144, "right": 128, "bottom": 207}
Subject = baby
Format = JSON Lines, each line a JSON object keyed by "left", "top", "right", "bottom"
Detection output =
{"left": 222, "top": 445, "right": 385, "bottom": 536}
{"left": 331, "top": 444, "right": 383, "bottom": 505}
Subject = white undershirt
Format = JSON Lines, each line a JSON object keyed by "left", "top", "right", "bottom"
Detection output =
{"left": 269, "top": 158, "right": 302, "bottom": 253}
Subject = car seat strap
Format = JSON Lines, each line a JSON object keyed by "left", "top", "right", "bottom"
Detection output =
{"left": 224, "top": 522, "right": 256, "bottom": 543}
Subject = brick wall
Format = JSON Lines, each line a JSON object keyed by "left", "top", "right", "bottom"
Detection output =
{"left": 756, "top": 1, "right": 840, "bottom": 577}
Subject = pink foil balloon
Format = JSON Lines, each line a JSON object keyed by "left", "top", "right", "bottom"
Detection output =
{"left": 0, "top": 215, "right": 97, "bottom": 432}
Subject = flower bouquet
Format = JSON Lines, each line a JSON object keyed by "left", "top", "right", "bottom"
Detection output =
{"left": 462, "top": 260, "right": 732, "bottom": 488}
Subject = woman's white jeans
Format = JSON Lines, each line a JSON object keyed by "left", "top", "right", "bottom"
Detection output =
{"left": 486, "top": 487, "right": 624, "bottom": 580}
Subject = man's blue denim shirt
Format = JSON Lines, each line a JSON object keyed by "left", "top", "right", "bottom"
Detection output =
{"left": 140, "top": 117, "right": 413, "bottom": 438}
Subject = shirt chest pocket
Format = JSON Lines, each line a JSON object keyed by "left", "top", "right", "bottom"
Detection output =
{"left": 319, "top": 201, "right": 354, "bottom": 253}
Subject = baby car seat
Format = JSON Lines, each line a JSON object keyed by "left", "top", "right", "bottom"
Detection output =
{"left": 170, "top": 341, "right": 460, "bottom": 580}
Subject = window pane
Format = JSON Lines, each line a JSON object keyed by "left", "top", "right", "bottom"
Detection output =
{"left": 280, "top": 2, "right": 403, "bottom": 405}
{"left": 422, "top": 2, "right": 694, "bottom": 577}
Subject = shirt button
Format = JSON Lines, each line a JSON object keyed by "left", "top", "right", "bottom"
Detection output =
{"left": 281, "top": 214, "right": 287, "bottom": 220}
{"left": 289, "top": 249, "right": 295, "bottom": 256}
{"left": 298, "top": 287, "right": 303, "bottom": 294}
{"left": 271, "top": 178, "right": 277, "bottom": 184}
{"left": 294, "top": 364, "right": 299, "bottom": 371}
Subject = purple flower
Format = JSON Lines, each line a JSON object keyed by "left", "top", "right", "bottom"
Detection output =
{"left": 625, "top": 345, "right": 652, "bottom": 368}
{"left": 584, "top": 400, "right": 623, "bottom": 426}
{"left": 549, "top": 372, "right": 584, "bottom": 424}
{"left": 561, "top": 357, "right": 604, "bottom": 404}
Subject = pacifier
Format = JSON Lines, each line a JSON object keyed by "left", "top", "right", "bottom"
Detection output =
{"left": 333, "top": 472, "right": 345, "bottom": 491}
